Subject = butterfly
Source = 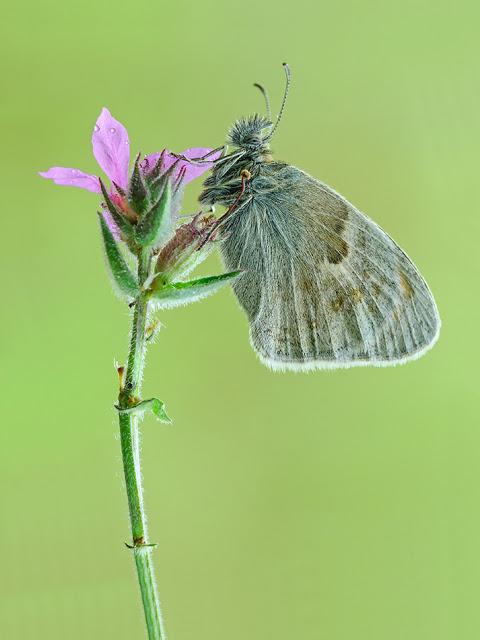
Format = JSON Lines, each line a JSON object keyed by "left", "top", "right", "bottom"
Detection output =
{"left": 198, "top": 64, "right": 440, "bottom": 371}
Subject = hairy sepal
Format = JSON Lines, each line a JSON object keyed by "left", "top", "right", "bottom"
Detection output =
{"left": 99, "top": 178, "right": 134, "bottom": 240}
{"left": 98, "top": 212, "right": 139, "bottom": 299}
{"left": 135, "top": 181, "right": 172, "bottom": 248}
{"left": 128, "top": 155, "right": 150, "bottom": 215}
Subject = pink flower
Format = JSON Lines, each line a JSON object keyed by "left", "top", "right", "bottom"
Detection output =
{"left": 39, "top": 107, "right": 217, "bottom": 195}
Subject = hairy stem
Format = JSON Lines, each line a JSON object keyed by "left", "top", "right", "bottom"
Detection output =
{"left": 117, "top": 251, "right": 166, "bottom": 639}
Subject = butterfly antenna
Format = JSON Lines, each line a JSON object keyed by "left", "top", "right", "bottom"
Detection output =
{"left": 265, "top": 63, "right": 291, "bottom": 141}
{"left": 253, "top": 82, "right": 272, "bottom": 121}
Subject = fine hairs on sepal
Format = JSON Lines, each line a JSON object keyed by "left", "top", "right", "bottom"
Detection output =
{"left": 134, "top": 180, "right": 172, "bottom": 248}
{"left": 98, "top": 211, "right": 139, "bottom": 300}
{"left": 128, "top": 154, "right": 150, "bottom": 215}
{"left": 99, "top": 178, "right": 135, "bottom": 239}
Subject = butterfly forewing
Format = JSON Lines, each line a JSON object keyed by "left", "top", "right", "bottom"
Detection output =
{"left": 219, "top": 163, "right": 440, "bottom": 370}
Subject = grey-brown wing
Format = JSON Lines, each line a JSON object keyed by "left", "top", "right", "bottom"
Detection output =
{"left": 220, "top": 164, "right": 440, "bottom": 370}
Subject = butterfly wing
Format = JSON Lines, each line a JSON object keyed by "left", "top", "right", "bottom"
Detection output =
{"left": 220, "top": 163, "right": 440, "bottom": 370}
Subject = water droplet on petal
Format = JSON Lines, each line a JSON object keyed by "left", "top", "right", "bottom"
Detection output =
{"left": 94, "top": 124, "right": 100, "bottom": 132}
{"left": 109, "top": 127, "right": 116, "bottom": 134}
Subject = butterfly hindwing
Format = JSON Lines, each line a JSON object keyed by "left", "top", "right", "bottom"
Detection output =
{"left": 220, "top": 163, "right": 440, "bottom": 370}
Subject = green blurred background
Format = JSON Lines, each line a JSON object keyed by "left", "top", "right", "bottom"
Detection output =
{"left": 1, "top": 0, "right": 479, "bottom": 638}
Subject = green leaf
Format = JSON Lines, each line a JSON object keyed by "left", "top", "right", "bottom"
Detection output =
{"left": 116, "top": 397, "right": 172, "bottom": 424}
{"left": 148, "top": 398, "right": 172, "bottom": 423}
{"left": 99, "top": 179, "right": 134, "bottom": 239}
{"left": 128, "top": 154, "right": 150, "bottom": 214}
{"left": 150, "top": 271, "right": 242, "bottom": 308}
{"left": 135, "top": 180, "right": 172, "bottom": 248}
{"left": 98, "top": 213, "right": 139, "bottom": 299}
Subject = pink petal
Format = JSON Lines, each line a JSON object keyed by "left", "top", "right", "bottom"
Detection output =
{"left": 39, "top": 167, "right": 101, "bottom": 193}
{"left": 92, "top": 108, "right": 130, "bottom": 189}
{"left": 145, "top": 147, "right": 220, "bottom": 184}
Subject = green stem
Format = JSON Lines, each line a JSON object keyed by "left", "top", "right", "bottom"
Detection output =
{"left": 117, "top": 251, "right": 166, "bottom": 640}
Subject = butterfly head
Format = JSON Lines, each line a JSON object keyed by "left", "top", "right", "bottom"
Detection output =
{"left": 228, "top": 114, "right": 273, "bottom": 154}
{"left": 227, "top": 64, "right": 292, "bottom": 157}
{"left": 199, "top": 65, "right": 291, "bottom": 207}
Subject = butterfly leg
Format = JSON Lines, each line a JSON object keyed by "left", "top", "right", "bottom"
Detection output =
{"left": 169, "top": 145, "right": 229, "bottom": 165}
{"left": 197, "top": 170, "right": 252, "bottom": 248}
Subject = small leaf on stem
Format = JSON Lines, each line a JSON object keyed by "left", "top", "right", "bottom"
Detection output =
{"left": 150, "top": 271, "right": 242, "bottom": 308}
{"left": 116, "top": 397, "right": 172, "bottom": 424}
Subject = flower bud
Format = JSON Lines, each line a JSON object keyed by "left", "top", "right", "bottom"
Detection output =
{"left": 153, "top": 213, "right": 217, "bottom": 284}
